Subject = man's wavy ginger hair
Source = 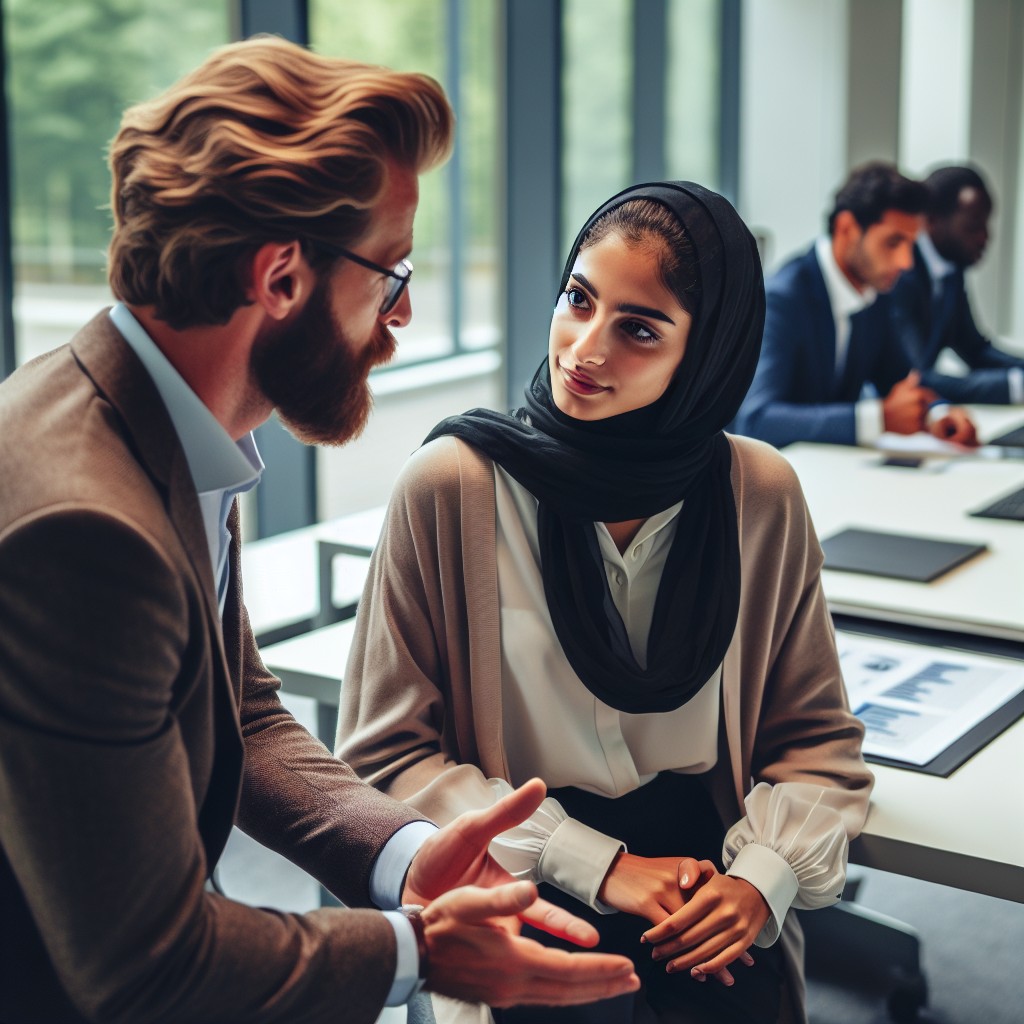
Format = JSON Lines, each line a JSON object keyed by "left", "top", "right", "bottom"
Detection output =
{"left": 108, "top": 36, "right": 454, "bottom": 329}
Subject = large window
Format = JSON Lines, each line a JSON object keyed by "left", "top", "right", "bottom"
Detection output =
{"left": 4, "top": 0, "right": 230, "bottom": 366}
{"left": 561, "top": 0, "right": 632, "bottom": 255}
{"left": 560, "top": 0, "right": 723, "bottom": 255}
{"left": 665, "top": 0, "right": 721, "bottom": 186}
{"left": 310, "top": 0, "right": 500, "bottom": 367}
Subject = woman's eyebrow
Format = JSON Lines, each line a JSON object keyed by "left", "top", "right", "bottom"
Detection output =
{"left": 571, "top": 272, "right": 676, "bottom": 325}
{"left": 619, "top": 303, "right": 675, "bottom": 325}
{"left": 571, "top": 272, "right": 598, "bottom": 297}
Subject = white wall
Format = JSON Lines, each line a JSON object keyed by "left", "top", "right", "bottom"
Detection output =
{"left": 899, "top": 0, "right": 974, "bottom": 173}
{"left": 739, "top": 0, "right": 849, "bottom": 271}
{"left": 316, "top": 364, "right": 503, "bottom": 520}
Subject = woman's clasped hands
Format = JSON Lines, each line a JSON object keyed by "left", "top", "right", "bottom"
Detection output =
{"left": 599, "top": 852, "right": 769, "bottom": 986}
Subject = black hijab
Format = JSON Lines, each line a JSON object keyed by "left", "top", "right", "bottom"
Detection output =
{"left": 425, "top": 182, "right": 765, "bottom": 714}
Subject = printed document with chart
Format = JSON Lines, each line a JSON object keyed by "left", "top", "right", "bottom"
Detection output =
{"left": 836, "top": 630, "right": 1024, "bottom": 766}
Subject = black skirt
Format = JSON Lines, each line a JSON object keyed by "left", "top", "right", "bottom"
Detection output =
{"left": 493, "top": 771, "right": 785, "bottom": 1024}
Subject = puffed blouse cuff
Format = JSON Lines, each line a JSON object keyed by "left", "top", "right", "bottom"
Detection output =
{"left": 723, "top": 781, "right": 850, "bottom": 947}
{"left": 484, "top": 781, "right": 625, "bottom": 914}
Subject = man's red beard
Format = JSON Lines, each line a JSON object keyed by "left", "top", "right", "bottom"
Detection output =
{"left": 251, "top": 276, "right": 396, "bottom": 447}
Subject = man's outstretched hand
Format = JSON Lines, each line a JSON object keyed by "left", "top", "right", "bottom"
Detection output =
{"left": 416, "top": 881, "right": 639, "bottom": 1006}
{"left": 403, "top": 778, "right": 640, "bottom": 1006}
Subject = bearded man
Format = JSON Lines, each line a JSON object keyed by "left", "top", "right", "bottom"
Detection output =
{"left": 0, "top": 36, "right": 638, "bottom": 1024}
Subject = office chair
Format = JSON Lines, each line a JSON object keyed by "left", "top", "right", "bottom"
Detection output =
{"left": 800, "top": 872, "right": 929, "bottom": 1023}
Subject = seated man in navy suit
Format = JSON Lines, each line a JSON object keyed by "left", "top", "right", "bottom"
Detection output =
{"left": 889, "top": 164, "right": 1024, "bottom": 404}
{"left": 735, "top": 162, "right": 977, "bottom": 448}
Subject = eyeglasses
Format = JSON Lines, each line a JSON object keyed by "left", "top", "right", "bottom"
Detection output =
{"left": 324, "top": 245, "right": 413, "bottom": 315}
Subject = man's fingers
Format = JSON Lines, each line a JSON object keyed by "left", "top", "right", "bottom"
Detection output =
{"left": 489, "top": 944, "right": 639, "bottom": 1007}
{"left": 452, "top": 778, "right": 547, "bottom": 848}
{"left": 423, "top": 904, "right": 639, "bottom": 1006}
{"left": 432, "top": 880, "right": 538, "bottom": 925}
{"left": 518, "top": 896, "right": 601, "bottom": 947}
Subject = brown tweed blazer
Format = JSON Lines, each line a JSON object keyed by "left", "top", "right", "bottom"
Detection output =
{"left": 0, "top": 312, "right": 424, "bottom": 1024}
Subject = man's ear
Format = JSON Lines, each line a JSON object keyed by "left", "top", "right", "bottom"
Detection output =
{"left": 248, "top": 241, "right": 314, "bottom": 320}
{"left": 832, "top": 209, "right": 864, "bottom": 256}
{"left": 833, "top": 210, "right": 859, "bottom": 240}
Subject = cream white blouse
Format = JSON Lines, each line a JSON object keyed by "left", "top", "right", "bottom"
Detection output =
{"left": 484, "top": 465, "right": 850, "bottom": 946}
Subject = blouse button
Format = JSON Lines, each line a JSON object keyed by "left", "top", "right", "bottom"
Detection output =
{"left": 614, "top": 571, "right": 625, "bottom": 586}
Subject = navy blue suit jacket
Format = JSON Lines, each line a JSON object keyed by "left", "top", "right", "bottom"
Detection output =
{"left": 734, "top": 246, "right": 911, "bottom": 447}
{"left": 888, "top": 243, "right": 1024, "bottom": 404}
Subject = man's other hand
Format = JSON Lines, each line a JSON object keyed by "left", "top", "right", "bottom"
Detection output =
{"left": 928, "top": 405, "right": 979, "bottom": 447}
{"left": 417, "top": 881, "right": 639, "bottom": 1007}
{"left": 403, "top": 779, "right": 639, "bottom": 1006}
{"left": 883, "top": 371, "right": 935, "bottom": 434}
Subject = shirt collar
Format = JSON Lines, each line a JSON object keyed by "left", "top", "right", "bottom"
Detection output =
{"left": 917, "top": 230, "right": 957, "bottom": 283}
{"left": 109, "top": 303, "right": 263, "bottom": 495}
{"left": 595, "top": 500, "right": 683, "bottom": 566}
{"left": 815, "top": 235, "right": 877, "bottom": 319}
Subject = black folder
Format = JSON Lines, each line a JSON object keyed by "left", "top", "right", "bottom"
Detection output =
{"left": 820, "top": 527, "right": 987, "bottom": 583}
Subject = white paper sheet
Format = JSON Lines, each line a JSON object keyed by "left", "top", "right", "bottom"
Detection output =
{"left": 836, "top": 630, "right": 1024, "bottom": 765}
{"left": 875, "top": 432, "right": 972, "bottom": 457}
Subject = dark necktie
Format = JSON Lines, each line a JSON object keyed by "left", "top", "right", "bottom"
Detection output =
{"left": 838, "top": 307, "right": 868, "bottom": 400}
{"left": 928, "top": 272, "right": 959, "bottom": 363}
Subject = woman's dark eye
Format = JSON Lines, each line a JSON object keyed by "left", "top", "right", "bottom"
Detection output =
{"left": 623, "top": 320, "right": 657, "bottom": 343}
{"left": 565, "top": 286, "right": 588, "bottom": 308}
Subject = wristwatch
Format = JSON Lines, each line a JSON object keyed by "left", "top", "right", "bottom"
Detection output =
{"left": 399, "top": 904, "right": 429, "bottom": 988}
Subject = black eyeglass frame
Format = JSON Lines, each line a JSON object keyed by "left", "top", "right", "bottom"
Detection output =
{"left": 321, "top": 244, "right": 413, "bottom": 315}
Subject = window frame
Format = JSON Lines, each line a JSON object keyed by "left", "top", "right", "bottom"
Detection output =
{"left": 0, "top": 0, "right": 739, "bottom": 536}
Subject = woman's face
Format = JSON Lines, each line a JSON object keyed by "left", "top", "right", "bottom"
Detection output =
{"left": 548, "top": 231, "right": 692, "bottom": 421}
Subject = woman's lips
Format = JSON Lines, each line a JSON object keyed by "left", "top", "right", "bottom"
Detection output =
{"left": 560, "top": 364, "right": 609, "bottom": 395}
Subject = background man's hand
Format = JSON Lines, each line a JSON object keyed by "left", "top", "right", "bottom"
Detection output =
{"left": 928, "top": 405, "right": 979, "bottom": 447}
{"left": 883, "top": 371, "right": 936, "bottom": 434}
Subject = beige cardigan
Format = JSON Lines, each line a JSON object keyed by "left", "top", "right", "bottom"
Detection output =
{"left": 338, "top": 433, "right": 874, "bottom": 1021}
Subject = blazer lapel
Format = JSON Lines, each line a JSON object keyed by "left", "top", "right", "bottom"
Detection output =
{"left": 805, "top": 251, "right": 839, "bottom": 394}
{"left": 71, "top": 312, "right": 243, "bottom": 867}
{"left": 71, "top": 316, "right": 219, "bottom": 615}
{"left": 927, "top": 269, "right": 960, "bottom": 363}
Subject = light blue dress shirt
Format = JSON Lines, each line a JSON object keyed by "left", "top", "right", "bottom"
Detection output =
{"left": 108, "top": 304, "right": 436, "bottom": 1005}
{"left": 109, "top": 303, "right": 263, "bottom": 610}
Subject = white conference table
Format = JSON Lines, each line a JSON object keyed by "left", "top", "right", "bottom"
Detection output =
{"left": 242, "top": 505, "right": 386, "bottom": 639}
{"left": 782, "top": 440, "right": 1024, "bottom": 642}
{"left": 849, "top": 709, "right": 1023, "bottom": 903}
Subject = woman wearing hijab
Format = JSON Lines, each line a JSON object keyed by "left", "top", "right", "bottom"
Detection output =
{"left": 337, "top": 182, "right": 873, "bottom": 1024}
